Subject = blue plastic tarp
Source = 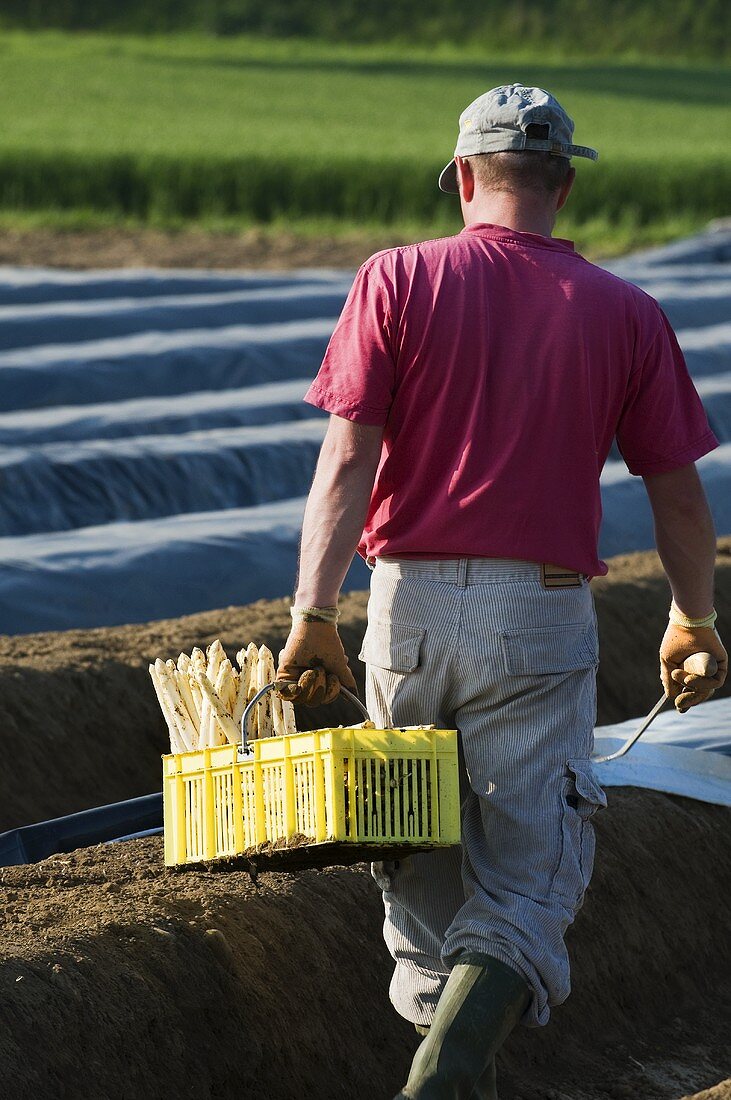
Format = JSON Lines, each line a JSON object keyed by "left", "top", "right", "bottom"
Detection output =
{"left": 0, "top": 230, "right": 726, "bottom": 634}
{"left": 0, "top": 794, "right": 162, "bottom": 866}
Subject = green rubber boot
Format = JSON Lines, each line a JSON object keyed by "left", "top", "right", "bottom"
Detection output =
{"left": 395, "top": 954, "right": 529, "bottom": 1099}
{"left": 412, "top": 1028, "right": 497, "bottom": 1099}
{"left": 473, "top": 1060, "right": 497, "bottom": 1100}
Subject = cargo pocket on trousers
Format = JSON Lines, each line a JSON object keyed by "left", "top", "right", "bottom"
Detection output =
{"left": 553, "top": 758, "right": 607, "bottom": 910}
{"left": 500, "top": 623, "right": 598, "bottom": 674}
{"left": 358, "top": 621, "right": 425, "bottom": 672}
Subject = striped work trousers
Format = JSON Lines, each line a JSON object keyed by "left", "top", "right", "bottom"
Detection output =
{"left": 359, "top": 557, "right": 606, "bottom": 1028}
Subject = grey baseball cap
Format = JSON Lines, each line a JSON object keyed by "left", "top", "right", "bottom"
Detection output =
{"left": 439, "top": 83, "right": 598, "bottom": 193}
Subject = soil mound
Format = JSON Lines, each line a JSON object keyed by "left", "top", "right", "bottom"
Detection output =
{"left": 0, "top": 541, "right": 729, "bottom": 832}
{"left": 0, "top": 543, "right": 729, "bottom": 1098}
{"left": 0, "top": 788, "right": 729, "bottom": 1100}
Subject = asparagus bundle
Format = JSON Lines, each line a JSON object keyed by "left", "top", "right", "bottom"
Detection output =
{"left": 149, "top": 640, "right": 297, "bottom": 753}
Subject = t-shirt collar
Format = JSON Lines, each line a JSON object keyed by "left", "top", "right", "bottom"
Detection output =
{"left": 460, "top": 222, "right": 575, "bottom": 252}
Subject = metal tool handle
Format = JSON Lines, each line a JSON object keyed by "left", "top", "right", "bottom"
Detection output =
{"left": 593, "top": 651, "right": 718, "bottom": 764}
{"left": 239, "top": 682, "right": 370, "bottom": 755}
{"left": 680, "top": 652, "right": 718, "bottom": 679}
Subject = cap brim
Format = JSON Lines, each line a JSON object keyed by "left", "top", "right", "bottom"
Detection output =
{"left": 438, "top": 159, "right": 459, "bottom": 194}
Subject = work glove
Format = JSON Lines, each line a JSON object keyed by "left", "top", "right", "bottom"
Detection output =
{"left": 276, "top": 612, "right": 357, "bottom": 706}
{"left": 659, "top": 617, "right": 727, "bottom": 712}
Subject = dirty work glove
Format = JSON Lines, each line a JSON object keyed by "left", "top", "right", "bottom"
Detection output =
{"left": 660, "top": 603, "right": 727, "bottom": 712}
{"left": 276, "top": 607, "right": 357, "bottom": 707}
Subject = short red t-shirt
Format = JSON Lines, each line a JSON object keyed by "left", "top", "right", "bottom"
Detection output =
{"left": 304, "top": 224, "right": 717, "bottom": 576}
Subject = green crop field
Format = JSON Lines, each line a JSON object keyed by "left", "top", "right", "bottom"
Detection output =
{"left": 1, "top": 33, "right": 730, "bottom": 253}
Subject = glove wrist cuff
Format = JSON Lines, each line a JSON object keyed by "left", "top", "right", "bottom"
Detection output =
{"left": 291, "top": 605, "right": 339, "bottom": 625}
{"left": 669, "top": 600, "right": 717, "bottom": 630}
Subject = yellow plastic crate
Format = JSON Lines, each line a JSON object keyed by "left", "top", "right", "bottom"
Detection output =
{"left": 163, "top": 723, "right": 460, "bottom": 867}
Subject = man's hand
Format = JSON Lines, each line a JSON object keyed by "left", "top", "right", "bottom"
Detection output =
{"left": 659, "top": 623, "right": 727, "bottom": 712}
{"left": 278, "top": 414, "right": 382, "bottom": 706}
{"left": 276, "top": 620, "right": 357, "bottom": 706}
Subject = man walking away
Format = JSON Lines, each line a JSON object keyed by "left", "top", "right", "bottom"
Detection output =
{"left": 275, "top": 84, "right": 728, "bottom": 1099}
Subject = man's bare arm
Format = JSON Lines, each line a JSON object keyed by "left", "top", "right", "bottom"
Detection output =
{"left": 643, "top": 462, "right": 716, "bottom": 617}
{"left": 274, "top": 415, "right": 383, "bottom": 704}
{"left": 274, "top": 413, "right": 384, "bottom": 704}
{"left": 294, "top": 414, "right": 384, "bottom": 606}
{"left": 643, "top": 462, "right": 727, "bottom": 708}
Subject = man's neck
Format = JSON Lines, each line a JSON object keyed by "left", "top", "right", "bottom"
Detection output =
{"left": 462, "top": 195, "right": 557, "bottom": 238}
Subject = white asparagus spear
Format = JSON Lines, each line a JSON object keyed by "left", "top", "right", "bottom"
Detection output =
{"left": 245, "top": 635, "right": 296, "bottom": 734}
{"left": 165, "top": 659, "right": 199, "bottom": 749}
{"left": 175, "top": 669, "right": 201, "bottom": 745}
{"left": 191, "top": 649, "right": 212, "bottom": 749}
{"left": 244, "top": 642, "right": 259, "bottom": 695}
{"left": 244, "top": 642, "right": 260, "bottom": 739}
{"left": 222, "top": 661, "right": 238, "bottom": 716}
{"left": 176, "top": 652, "right": 201, "bottom": 740}
{"left": 226, "top": 663, "right": 239, "bottom": 729}
{"left": 190, "top": 649, "right": 206, "bottom": 683}
{"left": 271, "top": 679, "right": 285, "bottom": 737}
{"left": 189, "top": 675, "right": 204, "bottom": 733}
{"left": 257, "top": 646, "right": 276, "bottom": 739}
{"left": 215, "top": 657, "right": 232, "bottom": 687}
{"left": 149, "top": 664, "right": 186, "bottom": 753}
{"left": 199, "top": 650, "right": 217, "bottom": 749}
{"left": 212, "top": 660, "right": 234, "bottom": 745}
{"left": 204, "top": 641, "right": 225, "bottom": 745}
{"left": 195, "top": 671, "right": 241, "bottom": 744}
{"left": 155, "top": 659, "right": 194, "bottom": 751}
{"left": 281, "top": 697, "right": 297, "bottom": 736}
{"left": 232, "top": 646, "right": 253, "bottom": 724}
{"left": 166, "top": 657, "right": 199, "bottom": 741}
{"left": 206, "top": 639, "right": 225, "bottom": 682}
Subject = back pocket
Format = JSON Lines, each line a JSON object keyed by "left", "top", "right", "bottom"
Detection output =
{"left": 358, "top": 620, "right": 425, "bottom": 672}
{"left": 500, "top": 623, "right": 598, "bottom": 675}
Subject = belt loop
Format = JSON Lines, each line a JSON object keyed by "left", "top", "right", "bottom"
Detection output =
{"left": 457, "top": 559, "right": 468, "bottom": 588}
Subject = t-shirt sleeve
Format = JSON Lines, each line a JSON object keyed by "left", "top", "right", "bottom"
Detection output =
{"left": 615, "top": 304, "right": 718, "bottom": 476}
{"left": 304, "top": 258, "right": 396, "bottom": 426}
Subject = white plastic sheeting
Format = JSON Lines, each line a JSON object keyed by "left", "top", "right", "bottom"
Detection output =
{"left": 0, "top": 418, "right": 328, "bottom": 535}
{"left": 0, "top": 497, "right": 371, "bottom": 632}
{"left": 593, "top": 697, "right": 731, "bottom": 806}
{"left": 0, "top": 230, "right": 728, "bottom": 633}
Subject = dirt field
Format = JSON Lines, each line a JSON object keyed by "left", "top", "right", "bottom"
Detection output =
{"left": 0, "top": 226, "right": 400, "bottom": 271}
{"left": 0, "top": 541, "right": 728, "bottom": 832}
{"left": 0, "top": 790, "right": 729, "bottom": 1100}
{"left": 0, "top": 543, "right": 729, "bottom": 1099}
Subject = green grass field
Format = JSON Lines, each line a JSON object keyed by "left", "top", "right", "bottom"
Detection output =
{"left": 1, "top": 33, "right": 730, "bottom": 253}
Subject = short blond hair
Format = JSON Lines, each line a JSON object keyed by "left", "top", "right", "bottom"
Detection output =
{"left": 466, "top": 151, "right": 571, "bottom": 196}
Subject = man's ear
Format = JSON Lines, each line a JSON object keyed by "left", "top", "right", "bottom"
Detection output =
{"left": 456, "top": 156, "right": 475, "bottom": 202}
{"left": 556, "top": 165, "right": 576, "bottom": 212}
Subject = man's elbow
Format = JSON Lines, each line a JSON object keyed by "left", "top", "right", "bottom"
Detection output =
{"left": 644, "top": 464, "right": 714, "bottom": 526}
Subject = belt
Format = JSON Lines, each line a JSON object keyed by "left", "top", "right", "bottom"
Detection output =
{"left": 367, "top": 556, "right": 584, "bottom": 589}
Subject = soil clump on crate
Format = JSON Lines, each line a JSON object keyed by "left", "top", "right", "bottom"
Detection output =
{"left": 0, "top": 788, "right": 729, "bottom": 1100}
{"left": 0, "top": 540, "right": 729, "bottom": 832}
{"left": 218, "top": 838, "right": 441, "bottom": 876}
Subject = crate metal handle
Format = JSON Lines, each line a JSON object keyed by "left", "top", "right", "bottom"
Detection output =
{"left": 240, "top": 681, "right": 371, "bottom": 755}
